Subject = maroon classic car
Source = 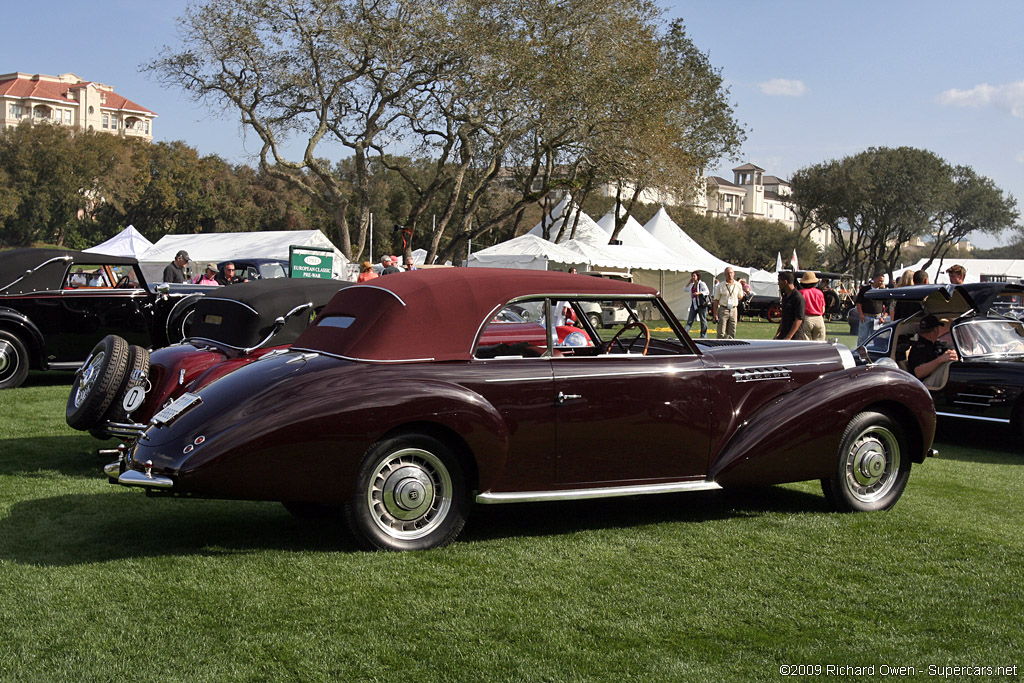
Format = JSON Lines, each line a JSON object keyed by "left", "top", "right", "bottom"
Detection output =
{"left": 107, "top": 268, "right": 936, "bottom": 551}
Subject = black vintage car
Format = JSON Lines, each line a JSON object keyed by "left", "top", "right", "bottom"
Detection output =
{"left": 861, "top": 283, "right": 1024, "bottom": 436}
{"left": 0, "top": 248, "right": 205, "bottom": 389}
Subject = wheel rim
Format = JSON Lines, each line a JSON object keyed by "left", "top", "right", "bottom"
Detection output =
{"left": 842, "top": 425, "right": 901, "bottom": 504}
{"left": 367, "top": 448, "right": 453, "bottom": 541}
{"left": 0, "top": 340, "right": 15, "bottom": 379}
{"left": 72, "top": 351, "right": 105, "bottom": 409}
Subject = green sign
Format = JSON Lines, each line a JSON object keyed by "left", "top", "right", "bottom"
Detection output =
{"left": 289, "top": 245, "right": 334, "bottom": 279}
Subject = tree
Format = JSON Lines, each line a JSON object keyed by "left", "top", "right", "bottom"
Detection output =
{"left": 787, "top": 147, "right": 991, "bottom": 279}
{"left": 0, "top": 122, "right": 147, "bottom": 248}
{"left": 151, "top": 0, "right": 743, "bottom": 264}
{"left": 919, "top": 165, "right": 1018, "bottom": 270}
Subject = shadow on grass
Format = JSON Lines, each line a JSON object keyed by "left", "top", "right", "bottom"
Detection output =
{"left": 0, "top": 485, "right": 826, "bottom": 565}
{"left": 0, "top": 491, "right": 358, "bottom": 565}
{"left": 22, "top": 370, "right": 75, "bottom": 388}
{"left": 461, "top": 485, "right": 827, "bottom": 543}
{"left": 932, "top": 421, "right": 1023, "bottom": 464}
{"left": 0, "top": 435, "right": 116, "bottom": 478}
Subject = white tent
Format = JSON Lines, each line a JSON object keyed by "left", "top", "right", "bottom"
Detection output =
{"left": 642, "top": 207, "right": 778, "bottom": 298}
{"left": 902, "top": 257, "right": 1024, "bottom": 285}
{"left": 85, "top": 225, "right": 153, "bottom": 258}
{"left": 596, "top": 209, "right": 685, "bottom": 256}
{"left": 526, "top": 195, "right": 608, "bottom": 245}
{"left": 139, "top": 230, "right": 348, "bottom": 283}
{"left": 468, "top": 234, "right": 586, "bottom": 271}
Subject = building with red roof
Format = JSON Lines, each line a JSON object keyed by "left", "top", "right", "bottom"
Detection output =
{"left": 0, "top": 71, "right": 156, "bottom": 140}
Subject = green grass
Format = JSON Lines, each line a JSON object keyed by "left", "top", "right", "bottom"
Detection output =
{"left": 0, "top": 329, "right": 1020, "bottom": 682}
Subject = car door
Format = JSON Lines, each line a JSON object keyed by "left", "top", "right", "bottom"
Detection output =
{"left": 58, "top": 263, "right": 151, "bottom": 361}
{"left": 551, "top": 303, "right": 712, "bottom": 485}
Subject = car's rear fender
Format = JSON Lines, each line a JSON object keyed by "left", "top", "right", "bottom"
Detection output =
{"left": 0, "top": 307, "right": 46, "bottom": 369}
{"left": 709, "top": 365, "right": 935, "bottom": 487}
{"left": 131, "top": 358, "right": 510, "bottom": 503}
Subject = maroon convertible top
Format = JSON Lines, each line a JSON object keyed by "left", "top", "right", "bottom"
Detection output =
{"left": 294, "top": 268, "right": 658, "bottom": 362}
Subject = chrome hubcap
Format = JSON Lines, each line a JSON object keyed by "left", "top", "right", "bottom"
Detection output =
{"left": 368, "top": 448, "right": 452, "bottom": 540}
{"left": 73, "top": 351, "right": 104, "bottom": 409}
{"left": 0, "top": 341, "right": 12, "bottom": 375}
{"left": 844, "top": 426, "right": 900, "bottom": 503}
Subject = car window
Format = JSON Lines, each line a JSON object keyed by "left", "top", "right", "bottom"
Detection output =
{"left": 475, "top": 304, "right": 550, "bottom": 359}
{"left": 259, "top": 262, "right": 287, "bottom": 279}
{"left": 954, "top": 320, "right": 1024, "bottom": 358}
{"left": 864, "top": 328, "right": 892, "bottom": 355}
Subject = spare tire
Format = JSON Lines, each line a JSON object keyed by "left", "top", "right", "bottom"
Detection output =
{"left": 66, "top": 335, "right": 130, "bottom": 431}
{"left": 89, "top": 345, "right": 151, "bottom": 439}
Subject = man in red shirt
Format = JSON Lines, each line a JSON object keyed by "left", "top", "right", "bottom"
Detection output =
{"left": 796, "top": 271, "right": 827, "bottom": 341}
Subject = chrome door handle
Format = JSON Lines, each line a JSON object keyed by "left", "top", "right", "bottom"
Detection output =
{"left": 557, "top": 392, "right": 582, "bottom": 404}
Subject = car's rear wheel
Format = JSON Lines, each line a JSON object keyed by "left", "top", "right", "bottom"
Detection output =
{"left": 90, "top": 345, "right": 151, "bottom": 439}
{"left": 588, "top": 312, "right": 602, "bottom": 329}
{"left": 822, "top": 411, "right": 910, "bottom": 512}
{"left": 65, "top": 335, "right": 130, "bottom": 431}
{"left": 0, "top": 330, "right": 30, "bottom": 390}
{"left": 344, "top": 434, "right": 469, "bottom": 551}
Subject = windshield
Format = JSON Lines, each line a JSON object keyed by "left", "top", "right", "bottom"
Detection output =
{"left": 953, "top": 319, "right": 1024, "bottom": 358}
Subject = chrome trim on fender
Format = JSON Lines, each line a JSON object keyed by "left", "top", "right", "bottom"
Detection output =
{"left": 731, "top": 366, "right": 792, "bottom": 383}
{"left": 476, "top": 479, "right": 721, "bottom": 504}
{"left": 118, "top": 469, "right": 174, "bottom": 488}
{"left": 935, "top": 411, "right": 1011, "bottom": 424}
{"left": 291, "top": 347, "right": 434, "bottom": 363}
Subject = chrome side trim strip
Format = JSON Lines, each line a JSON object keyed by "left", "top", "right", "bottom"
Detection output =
{"left": 290, "top": 347, "right": 434, "bottom": 364}
{"left": 118, "top": 469, "right": 174, "bottom": 488}
{"left": 476, "top": 479, "right": 721, "bottom": 504}
{"left": 350, "top": 284, "right": 407, "bottom": 306}
{"left": 935, "top": 411, "right": 1011, "bottom": 424}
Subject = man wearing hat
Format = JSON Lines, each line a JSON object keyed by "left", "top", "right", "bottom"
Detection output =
{"left": 908, "top": 315, "right": 958, "bottom": 386}
{"left": 379, "top": 255, "right": 401, "bottom": 276}
{"left": 796, "top": 271, "right": 827, "bottom": 341}
{"left": 162, "top": 250, "right": 190, "bottom": 283}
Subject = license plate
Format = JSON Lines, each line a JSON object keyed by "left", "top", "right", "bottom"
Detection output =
{"left": 151, "top": 392, "right": 202, "bottom": 426}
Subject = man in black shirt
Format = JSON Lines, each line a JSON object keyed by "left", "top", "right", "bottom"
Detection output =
{"left": 161, "top": 250, "right": 190, "bottom": 283}
{"left": 908, "top": 315, "right": 958, "bottom": 384}
{"left": 775, "top": 271, "right": 805, "bottom": 340}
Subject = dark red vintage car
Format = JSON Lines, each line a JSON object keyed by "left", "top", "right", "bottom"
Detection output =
{"left": 107, "top": 268, "right": 936, "bottom": 551}
{"left": 66, "top": 278, "right": 351, "bottom": 439}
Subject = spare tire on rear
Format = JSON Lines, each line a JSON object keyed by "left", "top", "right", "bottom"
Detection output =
{"left": 89, "top": 345, "right": 151, "bottom": 439}
{"left": 66, "top": 335, "right": 130, "bottom": 431}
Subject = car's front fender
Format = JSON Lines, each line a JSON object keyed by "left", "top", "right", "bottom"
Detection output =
{"left": 0, "top": 307, "right": 46, "bottom": 367}
{"left": 709, "top": 365, "right": 935, "bottom": 487}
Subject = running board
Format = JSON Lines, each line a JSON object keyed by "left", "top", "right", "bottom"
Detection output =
{"left": 476, "top": 480, "right": 721, "bottom": 504}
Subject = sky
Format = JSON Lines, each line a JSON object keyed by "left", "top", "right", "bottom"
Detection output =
{"left": 5, "top": 0, "right": 1023, "bottom": 248}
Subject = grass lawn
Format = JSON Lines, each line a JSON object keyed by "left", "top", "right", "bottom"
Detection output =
{"left": 0, "top": 325, "right": 1020, "bottom": 681}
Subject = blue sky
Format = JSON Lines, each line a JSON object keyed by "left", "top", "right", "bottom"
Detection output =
{"left": 6, "top": 1, "right": 1023, "bottom": 247}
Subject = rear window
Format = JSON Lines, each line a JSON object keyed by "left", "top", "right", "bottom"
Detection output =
{"left": 318, "top": 315, "right": 356, "bottom": 329}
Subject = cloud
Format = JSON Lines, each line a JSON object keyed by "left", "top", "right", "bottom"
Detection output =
{"left": 938, "top": 81, "right": 1024, "bottom": 118}
{"left": 1017, "top": 151, "right": 1024, "bottom": 164}
{"left": 758, "top": 79, "right": 807, "bottom": 96}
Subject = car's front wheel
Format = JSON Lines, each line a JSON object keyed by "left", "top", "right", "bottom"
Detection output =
{"left": 345, "top": 435, "right": 469, "bottom": 551}
{"left": 822, "top": 411, "right": 910, "bottom": 512}
{"left": 0, "top": 330, "right": 30, "bottom": 390}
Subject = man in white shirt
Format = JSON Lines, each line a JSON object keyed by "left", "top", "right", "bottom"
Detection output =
{"left": 712, "top": 267, "right": 744, "bottom": 339}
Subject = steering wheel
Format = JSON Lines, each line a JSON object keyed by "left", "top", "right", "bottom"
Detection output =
{"left": 602, "top": 321, "right": 650, "bottom": 355}
{"left": 115, "top": 275, "right": 131, "bottom": 288}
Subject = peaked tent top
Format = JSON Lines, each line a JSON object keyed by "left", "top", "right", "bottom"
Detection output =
{"left": 84, "top": 225, "right": 154, "bottom": 258}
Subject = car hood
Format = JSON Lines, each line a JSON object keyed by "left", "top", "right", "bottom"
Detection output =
{"left": 866, "top": 283, "right": 1024, "bottom": 316}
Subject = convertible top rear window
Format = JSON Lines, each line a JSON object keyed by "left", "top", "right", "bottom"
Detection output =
{"left": 319, "top": 315, "right": 356, "bottom": 329}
